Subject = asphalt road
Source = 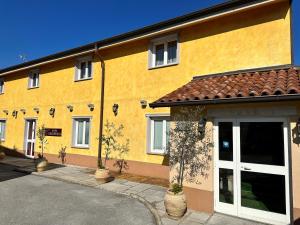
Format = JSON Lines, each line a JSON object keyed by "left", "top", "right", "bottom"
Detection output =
{"left": 0, "top": 164, "right": 155, "bottom": 225}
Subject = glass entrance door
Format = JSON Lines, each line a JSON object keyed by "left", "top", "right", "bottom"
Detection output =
{"left": 214, "top": 118, "right": 290, "bottom": 225}
{"left": 25, "top": 119, "right": 36, "bottom": 158}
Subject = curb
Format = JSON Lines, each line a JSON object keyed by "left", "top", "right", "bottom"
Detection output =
{"left": 129, "top": 193, "right": 163, "bottom": 225}
{"left": 33, "top": 172, "right": 163, "bottom": 225}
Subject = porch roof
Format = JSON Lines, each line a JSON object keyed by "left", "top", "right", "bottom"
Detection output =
{"left": 149, "top": 65, "right": 300, "bottom": 108}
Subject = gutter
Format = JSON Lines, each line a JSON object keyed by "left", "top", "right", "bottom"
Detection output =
{"left": 0, "top": 0, "right": 279, "bottom": 76}
{"left": 149, "top": 94, "right": 300, "bottom": 108}
{"left": 94, "top": 44, "right": 105, "bottom": 169}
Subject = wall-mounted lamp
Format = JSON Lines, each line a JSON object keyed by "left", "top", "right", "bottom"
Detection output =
{"left": 49, "top": 108, "right": 55, "bottom": 117}
{"left": 88, "top": 103, "right": 94, "bottom": 112}
{"left": 67, "top": 105, "right": 73, "bottom": 112}
{"left": 140, "top": 100, "right": 147, "bottom": 109}
{"left": 112, "top": 104, "right": 119, "bottom": 116}
{"left": 3, "top": 110, "right": 8, "bottom": 115}
{"left": 198, "top": 116, "right": 207, "bottom": 137}
{"left": 33, "top": 107, "right": 39, "bottom": 114}
{"left": 12, "top": 110, "right": 18, "bottom": 118}
{"left": 20, "top": 109, "right": 26, "bottom": 115}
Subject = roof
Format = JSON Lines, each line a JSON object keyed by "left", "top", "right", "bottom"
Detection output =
{"left": 0, "top": 0, "right": 279, "bottom": 75}
{"left": 149, "top": 65, "right": 300, "bottom": 108}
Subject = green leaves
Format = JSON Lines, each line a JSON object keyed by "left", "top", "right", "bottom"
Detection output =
{"left": 100, "top": 120, "right": 130, "bottom": 169}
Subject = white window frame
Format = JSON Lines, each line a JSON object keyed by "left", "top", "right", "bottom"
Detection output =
{"left": 72, "top": 117, "right": 91, "bottom": 148}
{"left": 149, "top": 34, "right": 179, "bottom": 69}
{"left": 75, "top": 56, "right": 93, "bottom": 81}
{"left": 28, "top": 69, "right": 40, "bottom": 89}
{"left": 0, "top": 119, "right": 6, "bottom": 141}
{"left": 0, "top": 79, "right": 4, "bottom": 94}
{"left": 146, "top": 114, "right": 170, "bottom": 155}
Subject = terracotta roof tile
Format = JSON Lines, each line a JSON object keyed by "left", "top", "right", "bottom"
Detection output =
{"left": 150, "top": 67, "right": 300, "bottom": 107}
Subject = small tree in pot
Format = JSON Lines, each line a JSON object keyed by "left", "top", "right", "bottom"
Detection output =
{"left": 36, "top": 125, "right": 49, "bottom": 172}
{"left": 95, "top": 121, "right": 130, "bottom": 182}
{"left": 165, "top": 107, "right": 213, "bottom": 218}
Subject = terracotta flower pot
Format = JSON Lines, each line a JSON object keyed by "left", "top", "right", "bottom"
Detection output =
{"left": 36, "top": 159, "right": 48, "bottom": 172}
{"left": 164, "top": 190, "right": 187, "bottom": 218}
{"left": 0, "top": 152, "right": 5, "bottom": 160}
{"left": 95, "top": 168, "right": 112, "bottom": 184}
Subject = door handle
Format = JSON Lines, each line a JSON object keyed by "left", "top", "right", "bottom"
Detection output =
{"left": 243, "top": 167, "right": 251, "bottom": 171}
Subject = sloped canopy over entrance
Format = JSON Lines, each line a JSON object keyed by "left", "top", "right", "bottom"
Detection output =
{"left": 149, "top": 66, "right": 300, "bottom": 108}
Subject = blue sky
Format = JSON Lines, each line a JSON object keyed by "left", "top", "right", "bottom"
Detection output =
{"left": 0, "top": 0, "right": 298, "bottom": 68}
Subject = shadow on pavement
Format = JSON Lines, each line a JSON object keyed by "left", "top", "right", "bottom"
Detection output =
{"left": 0, "top": 156, "right": 65, "bottom": 182}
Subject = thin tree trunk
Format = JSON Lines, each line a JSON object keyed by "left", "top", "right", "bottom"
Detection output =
{"left": 180, "top": 161, "right": 185, "bottom": 187}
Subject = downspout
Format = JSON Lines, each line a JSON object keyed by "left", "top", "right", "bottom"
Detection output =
{"left": 94, "top": 43, "right": 105, "bottom": 169}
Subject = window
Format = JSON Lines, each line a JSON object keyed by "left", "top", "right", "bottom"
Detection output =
{"left": 72, "top": 117, "right": 91, "bottom": 148}
{"left": 149, "top": 34, "right": 178, "bottom": 68}
{"left": 76, "top": 57, "right": 92, "bottom": 81}
{"left": 0, "top": 79, "right": 4, "bottom": 94}
{"left": 28, "top": 70, "right": 39, "bottom": 88}
{"left": 147, "top": 115, "right": 170, "bottom": 154}
{"left": 0, "top": 120, "right": 6, "bottom": 141}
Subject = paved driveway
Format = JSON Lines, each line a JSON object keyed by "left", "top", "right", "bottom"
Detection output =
{"left": 0, "top": 164, "right": 155, "bottom": 225}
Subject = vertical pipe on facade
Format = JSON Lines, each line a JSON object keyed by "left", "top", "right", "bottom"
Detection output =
{"left": 94, "top": 44, "right": 105, "bottom": 169}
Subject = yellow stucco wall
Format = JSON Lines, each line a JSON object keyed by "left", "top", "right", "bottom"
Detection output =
{"left": 0, "top": 1, "right": 292, "bottom": 165}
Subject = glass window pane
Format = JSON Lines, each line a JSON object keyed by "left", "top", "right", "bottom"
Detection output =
{"left": 0, "top": 121, "right": 5, "bottom": 140}
{"left": 167, "top": 41, "right": 177, "bottom": 64}
{"left": 27, "top": 121, "right": 33, "bottom": 139}
{"left": 85, "top": 120, "right": 90, "bottom": 145}
{"left": 153, "top": 120, "right": 163, "bottom": 149}
{"left": 0, "top": 80, "right": 3, "bottom": 93}
{"left": 26, "top": 142, "right": 32, "bottom": 155}
{"left": 219, "top": 122, "right": 233, "bottom": 161}
{"left": 32, "top": 73, "right": 39, "bottom": 87}
{"left": 240, "top": 122, "right": 284, "bottom": 166}
{"left": 155, "top": 44, "right": 164, "bottom": 66}
{"left": 77, "top": 121, "right": 84, "bottom": 145}
{"left": 166, "top": 121, "right": 170, "bottom": 148}
{"left": 80, "top": 62, "right": 86, "bottom": 79}
{"left": 87, "top": 61, "right": 92, "bottom": 78}
{"left": 241, "top": 171, "right": 286, "bottom": 214}
{"left": 219, "top": 168, "right": 234, "bottom": 204}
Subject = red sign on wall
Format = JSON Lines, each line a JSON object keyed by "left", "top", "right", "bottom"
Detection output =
{"left": 45, "top": 128, "right": 62, "bottom": 137}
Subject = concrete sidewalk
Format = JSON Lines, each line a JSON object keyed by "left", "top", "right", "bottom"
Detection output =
{"left": 0, "top": 156, "right": 265, "bottom": 225}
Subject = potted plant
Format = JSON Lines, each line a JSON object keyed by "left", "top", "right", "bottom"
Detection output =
{"left": 165, "top": 107, "right": 213, "bottom": 218}
{"left": 58, "top": 146, "right": 67, "bottom": 164}
{"left": 35, "top": 125, "right": 48, "bottom": 172}
{"left": 95, "top": 121, "right": 129, "bottom": 182}
{"left": 113, "top": 138, "right": 130, "bottom": 174}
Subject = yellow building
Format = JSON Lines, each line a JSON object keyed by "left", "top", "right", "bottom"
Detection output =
{"left": 0, "top": 0, "right": 298, "bottom": 224}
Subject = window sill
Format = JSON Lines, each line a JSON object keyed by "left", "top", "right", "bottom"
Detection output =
{"left": 148, "top": 62, "right": 178, "bottom": 70}
{"left": 74, "top": 77, "right": 93, "bottom": 82}
{"left": 28, "top": 86, "right": 39, "bottom": 90}
{"left": 71, "top": 146, "right": 90, "bottom": 150}
{"left": 147, "top": 151, "right": 167, "bottom": 156}
{"left": 0, "top": 92, "right": 4, "bottom": 95}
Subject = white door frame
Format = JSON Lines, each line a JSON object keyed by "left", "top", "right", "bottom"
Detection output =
{"left": 24, "top": 119, "right": 37, "bottom": 158}
{"left": 214, "top": 117, "right": 291, "bottom": 225}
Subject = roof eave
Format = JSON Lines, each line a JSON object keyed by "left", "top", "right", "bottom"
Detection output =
{"left": 149, "top": 94, "right": 300, "bottom": 108}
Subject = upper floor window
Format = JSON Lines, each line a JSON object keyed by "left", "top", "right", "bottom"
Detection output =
{"left": 75, "top": 56, "right": 92, "bottom": 81}
{"left": 149, "top": 34, "right": 179, "bottom": 69}
{"left": 72, "top": 117, "right": 91, "bottom": 148}
{"left": 0, "top": 120, "right": 6, "bottom": 141}
{"left": 28, "top": 70, "right": 39, "bottom": 88}
{"left": 146, "top": 114, "right": 170, "bottom": 155}
{"left": 0, "top": 79, "right": 4, "bottom": 94}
